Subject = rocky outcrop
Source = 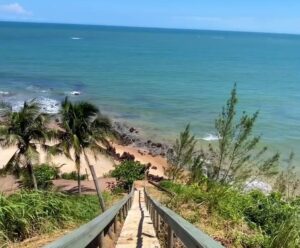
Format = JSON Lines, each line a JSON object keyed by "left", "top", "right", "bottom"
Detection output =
{"left": 112, "top": 121, "right": 170, "bottom": 157}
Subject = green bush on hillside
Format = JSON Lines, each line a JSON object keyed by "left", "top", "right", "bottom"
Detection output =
{"left": 270, "top": 207, "right": 300, "bottom": 248}
{"left": 61, "top": 171, "right": 88, "bottom": 181}
{"left": 21, "top": 164, "right": 60, "bottom": 189}
{"left": 111, "top": 161, "right": 145, "bottom": 188}
{"left": 243, "top": 191, "right": 294, "bottom": 236}
{"left": 159, "top": 180, "right": 300, "bottom": 248}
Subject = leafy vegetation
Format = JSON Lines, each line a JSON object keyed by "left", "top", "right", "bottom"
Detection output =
{"left": 207, "top": 84, "right": 279, "bottom": 184}
{"left": 53, "top": 97, "right": 114, "bottom": 210}
{"left": 111, "top": 160, "right": 145, "bottom": 188}
{"left": 0, "top": 191, "right": 113, "bottom": 244}
{"left": 61, "top": 171, "right": 88, "bottom": 181}
{"left": 165, "top": 124, "right": 197, "bottom": 181}
{"left": 0, "top": 101, "right": 52, "bottom": 190}
{"left": 21, "top": 163, "right": 60, "bottom": 189}
{"left": 274, "top": 152, "right": 300, "bottom": 199}
{"left": 270, "top": 206, "right": 300, "bottom": 248}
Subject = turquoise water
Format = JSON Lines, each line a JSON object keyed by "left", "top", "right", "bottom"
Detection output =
{"left": 0, "top": 21, "right": 300, "bottom": 163}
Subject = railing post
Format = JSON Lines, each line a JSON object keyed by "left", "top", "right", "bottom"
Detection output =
{"left": 167, "top": 225, "right": 174, "bottom": 248}
{"left": 119, "top": 208, "right": 122, "bottom": 221}
{"left": 149, "top": 202, "right": 152, "bottom": 219}
{"left": 155, "top": 210, "right": 159, "bottom": 231}
{"left": 157, "top": 214, "right": 161, "bottom": 231}
{"left": 100, "top": 231, "right": 105, "bottom": 248}
{"left": 145, "top": 195, "right": 148, "bottom": 210}
{"left": 152, "top": 204, "right": 155, "bottom": 221}
{"left": 153, "top": 208, "right": 157, "bottom": 228}
{"left": 108, "top": 221, "right": 114, "bottom": 238}
{"left": 122, "top": 205, "right": 125, "bottom": 220}
{"left": 114, "top": 216, "right": 118, "bottom": 233}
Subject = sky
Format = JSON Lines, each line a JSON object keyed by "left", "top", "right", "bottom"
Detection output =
{"left": 0, "top": 1, "right": 300, "bottom": 34}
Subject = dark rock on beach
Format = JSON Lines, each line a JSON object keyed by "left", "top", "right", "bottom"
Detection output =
{"left": 106, "top": 145, "right": 135, "bottom": 162}
{"left": 112, "top": 121, "right": 170, "bottom": 158}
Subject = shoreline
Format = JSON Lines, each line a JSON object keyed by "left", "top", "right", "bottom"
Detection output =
{"left": 0, "top": 120, "right": 169, "bottom": 183}
{"left": 1, "top": 93, "right": 299, "bottom": 175}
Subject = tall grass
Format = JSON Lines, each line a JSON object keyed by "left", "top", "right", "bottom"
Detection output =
{"left": 0, "top": 191, "right": 111, "bottom": 244}
{"left": 270, "top": 208, "right": 300, "bottom": 248}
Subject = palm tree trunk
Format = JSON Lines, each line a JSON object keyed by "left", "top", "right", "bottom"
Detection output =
{"left": 77, "top": 168, "right": 81, "bottom": 195}
{"left": 27, "top": 163, "right": 38, "bottom": 190}
{"left": 75, "top": 154, "right": 81, "bottom": 195}
{"left": 83, "top": 149, "right": 106, "bottom": 212}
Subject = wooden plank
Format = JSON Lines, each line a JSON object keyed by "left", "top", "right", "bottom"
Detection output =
{"left": 145, "top": 189, "right": 224, "bottom": 248}
{"left": 44, "top": 187, "right": 134, "bottom": 248}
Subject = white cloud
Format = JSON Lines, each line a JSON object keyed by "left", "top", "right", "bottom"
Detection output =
{"left": 0, "top": 3, "right": 31, "bottom": 16}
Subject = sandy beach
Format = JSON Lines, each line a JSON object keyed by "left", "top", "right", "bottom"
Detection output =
{"left": 0, "top": 142, "right": 167, "bottom": 181}
{"left": 0, "top": 146, "right": 115, "bottom": 179}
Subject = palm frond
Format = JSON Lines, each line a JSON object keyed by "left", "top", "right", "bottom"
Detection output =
{"left": 25, "top": 144, "right": 40, "bottom": 164}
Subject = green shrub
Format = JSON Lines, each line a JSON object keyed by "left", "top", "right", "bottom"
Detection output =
{"left": 270, "top": 208, "right": 300, "bottom": 248}
{"left": 243, "top": 191, "right": 295, "bottom": 237}
{"left": 61, "top": 171, "right": 87, "bottom": 181}
{"left": 239, "top": 232, "right": 269, "bottom": 248}
{"left": 111, "top": 161, "right": 145, "bottom": 188}
{"left": 22, "top": 164, "right": 60, "bottom": 189}
{"left": 0, "top": 191, "right": 108, "bottom": 242}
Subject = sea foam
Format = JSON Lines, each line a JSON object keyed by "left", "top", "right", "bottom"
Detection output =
{"left": 70, "top": 91, "right": 81, "bottom": 95}
{"left": 0, "top": 91, "right": 10, "bottom": 96}
{"left": 201, "top": 133, "right": 219, "bottom": 141}
{"left": 12, "top": 97, "right": 60, "bottom": 114}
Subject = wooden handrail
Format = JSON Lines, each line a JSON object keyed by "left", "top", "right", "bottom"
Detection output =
{"left": 144, "top": 188, "right": 224, "bottom": 248}
{"left": 44, "top": 187, "right": 135, "bottom": 248}
{"left": 147, "top": 180, "right": 175, "bottom": 196}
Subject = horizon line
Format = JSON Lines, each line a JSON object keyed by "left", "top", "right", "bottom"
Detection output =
{"left": 1, "top": 19, "right": 300, "bottom": 36}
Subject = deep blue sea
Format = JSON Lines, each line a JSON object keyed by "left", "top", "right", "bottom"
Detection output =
{"left": 1, "top": 22, "right": 300, "bottom": 165}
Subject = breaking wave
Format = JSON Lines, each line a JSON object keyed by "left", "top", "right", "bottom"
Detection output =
{"left": 201, "top": 133, "right": 219, "bottom": 141}
{"left": 12, "top": 97, "right": 60, "bottom": 114}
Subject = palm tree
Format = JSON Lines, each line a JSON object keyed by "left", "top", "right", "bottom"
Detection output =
{"left": 55, "top": 97, "right": 113, "bottom": 211}
{"left": 0, "top": 101, "right": 49, "bottom": 190}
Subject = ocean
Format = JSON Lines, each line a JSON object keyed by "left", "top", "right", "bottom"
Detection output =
{"left": 0, "top": 21, "right": 300, "bottom": 166}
